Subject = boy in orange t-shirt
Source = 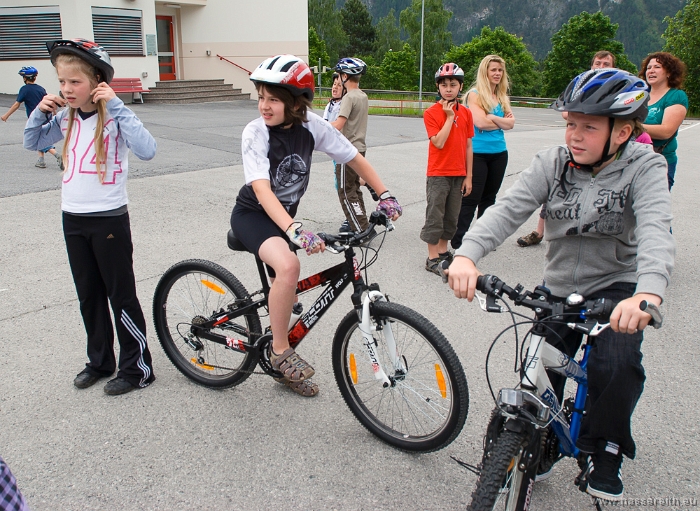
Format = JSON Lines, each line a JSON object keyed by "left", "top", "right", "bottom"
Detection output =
{"left": 421, "top": 63, "right": 474, "bottom": 275}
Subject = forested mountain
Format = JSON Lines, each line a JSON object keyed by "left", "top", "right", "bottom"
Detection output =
{"left": 351, "top": 0, "right": 684, "bottom": 65}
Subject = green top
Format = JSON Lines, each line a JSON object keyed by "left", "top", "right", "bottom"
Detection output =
{"left": 644, "top": 88, "right": 689, "bottom": 164}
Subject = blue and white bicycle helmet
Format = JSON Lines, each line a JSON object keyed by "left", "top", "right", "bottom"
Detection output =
{"left": 334, "top": 57, "right": 367, "bottom": 76}
{"left": 551, "top": 68, "right": 649, "bottom": 121}
{"left": 19, "top": 66, "right": 38, "bottom": 77}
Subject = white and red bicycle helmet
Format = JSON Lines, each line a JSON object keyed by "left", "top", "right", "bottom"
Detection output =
{"left": 435, "top": 63, "right": 464, "bottom": 84}
{"left": 250, "top": 54, "right": 315, "bottom": 101}
{"left": 47, "top": 39, "right": 114, "bottom": 84}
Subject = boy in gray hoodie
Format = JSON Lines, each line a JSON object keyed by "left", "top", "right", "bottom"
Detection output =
{"left": 447, "top": 69, "right": 674, "bottom": 501}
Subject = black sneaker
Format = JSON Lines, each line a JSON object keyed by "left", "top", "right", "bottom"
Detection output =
{"left": 73, "top": 368, "right": 105, "bottom": 389}
{"left": 104, "top": 377, "right": 138, "bottom": 395}
{"left": 586, "top": 441, "right": 624, "bottom": 501}
{"left": 339, "top": 220, "right": 352, "bottom": 234}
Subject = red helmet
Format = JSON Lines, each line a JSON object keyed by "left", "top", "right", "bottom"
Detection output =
{"left": 47, "top": 39, "right": 114, "bottom": 84}
{"left": 250, "top": 55, "right": 315, "bottom": 101}
{"left": 435, "top": 63, "right": 464, "bottom": 84}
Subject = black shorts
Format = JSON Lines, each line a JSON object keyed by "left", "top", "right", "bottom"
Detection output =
{"left": 230, "top": 204, "right": 288, "bottom": 258}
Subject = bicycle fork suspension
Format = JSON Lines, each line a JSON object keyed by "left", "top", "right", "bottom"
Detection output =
{"left": 358, "top": 290, "right": 405, "bottom": 388}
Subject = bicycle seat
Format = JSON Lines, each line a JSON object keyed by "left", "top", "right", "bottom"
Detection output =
{"left": 227, "top": 230, "right": 248, "bottom": 252}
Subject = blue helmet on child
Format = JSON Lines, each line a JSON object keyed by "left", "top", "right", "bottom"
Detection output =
{"left": 552, "top": 68, "right": 649, "bottom": 121}
{"left": 19, "top": 66, "right": 38, "bottom": 77}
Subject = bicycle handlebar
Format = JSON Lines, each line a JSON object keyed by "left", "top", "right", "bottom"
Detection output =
{"left": 475, "top": 274, "right": 661, "bottom": 329}
{"left": 318, "top": 211, "right": 392, "bottom": 253}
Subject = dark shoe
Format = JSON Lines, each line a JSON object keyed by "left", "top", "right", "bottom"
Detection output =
{"left": 438, "top": 251, "right": 453, "bottom": 264}
{"left": 425, "top": 257, "right": 441, "bottom": 276}
{"left": 517, "top": 230, "right": 543, "bottom": 247}
{"left": 74, "top": 368, "right": 104, "bottom": 389}
{"left": 104, "top": 377, "right": 138, "bottom": 395}
{"left": 339, "top": 220, "right": 352, "bottom": 234}
{"left": 586, "top": 441, "right": 624, "bottom": 501}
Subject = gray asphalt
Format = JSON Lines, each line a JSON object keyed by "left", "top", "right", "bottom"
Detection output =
{"left": 1, "top": 97, "right": 698, "bottom": 510}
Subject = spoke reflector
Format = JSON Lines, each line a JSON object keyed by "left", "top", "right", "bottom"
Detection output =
{"left": 350, "top": 353, "right": 358, "bottom": 384}
{"left": 191, "top": 358, "right": 215, "bottom": 371}
{"left": 201, "top": 279, "right": 225, "bottom": 294}
{"left": 435, "top": 364, "right": 447, "bottom": 398}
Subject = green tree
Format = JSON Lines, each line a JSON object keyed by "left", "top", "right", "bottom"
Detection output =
{"left": 380, "top": 44, "right": 420, "bottom": 91}
{"left": 308, "top": 28, "right": 335, "bottom": 89}
{"left": 308, "top": 0, "right": 347, "bottom": 65}
{"left": 355, "top": 54, "right": 383, "bottom": 90}
{"left": 399, "top": 0, "right": 453, "bottom": 92}
{"left": 663, "top": 0, "right": 700, "bottom": 112}
{"left": 374, "top": 8, "right": 402, "bottom": 63}
{"left": 542, "top": 11, "right": 637, "bottom": 98}
{"left": 444, "top": 26, "right": 540, "bottom": 97}
{"left": 339, "top": 0, "right": 376, "bottom": 57}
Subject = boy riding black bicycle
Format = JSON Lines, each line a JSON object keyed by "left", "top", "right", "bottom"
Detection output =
{"left": 447, "top": 68, "right": 675, "bottom": 501}
{"left": 230, "top": 54, "right": 401, "bottom": 398}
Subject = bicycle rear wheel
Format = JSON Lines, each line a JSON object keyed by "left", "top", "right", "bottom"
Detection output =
{"left": 153, "top": 259, "right": 261, "bottom": 388}
{"left": 332, "top": 301, "right": 469, "bottom": 452}
{"left": 467, "top": 430, "right": 533, "bottom": 511}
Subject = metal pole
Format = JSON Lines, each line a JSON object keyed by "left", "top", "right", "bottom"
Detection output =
{"left": 318, "top": 58, "right": 322, "bottom": 96}
{"left": 418, "top": 0, "right": 425, "bottom": 110}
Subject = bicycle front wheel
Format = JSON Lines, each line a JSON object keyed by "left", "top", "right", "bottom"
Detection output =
{"left": 467, "top": 430, "right": 532, "bottom": 511}
{"left": 153, "top": 259, "right": 261, "bottom": 388}
{"left": 332, "top": 301, "right": 469, "bottom": 452}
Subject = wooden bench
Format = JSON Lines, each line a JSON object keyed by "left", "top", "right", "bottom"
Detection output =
{"left": 111, "top": 78, "right": 149, "bottom": 103}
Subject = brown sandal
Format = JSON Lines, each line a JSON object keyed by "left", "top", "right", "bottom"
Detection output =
{"left": 274, "top": 377, "right": 319, "bottom": 397}
{"left": 269, "top": 348, "right": 315, "bottom": 383}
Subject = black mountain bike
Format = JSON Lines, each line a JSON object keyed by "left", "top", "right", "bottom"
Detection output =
{"left": 153, "top": 212, "right": 469, "bottom": 452}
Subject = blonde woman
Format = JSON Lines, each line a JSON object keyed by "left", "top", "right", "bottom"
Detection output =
{"left": 451, "top": 55, "right": 515, "bottom": 249}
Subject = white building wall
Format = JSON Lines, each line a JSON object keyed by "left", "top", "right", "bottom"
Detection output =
{"left": 1, "top": 0, "right": 308, "bottom": 97}
{"left": 0, "top": 0, "right": 159, "bottom": 94}
{"left": 173, "top": 0, "right": 308, "bottom": 96}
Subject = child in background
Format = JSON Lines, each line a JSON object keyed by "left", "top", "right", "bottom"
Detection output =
{"left": 323, "top": 73, "right": 343, "bottom": 123}
{"left": 2, "top": 67, "right": 63, "bottom": 170}
{"left": 421, "top": 63, "right": 473, "bottom": 275}
{"left": 331, "top": 57, "right": 374, "bottom": 233}
{"left": 24, "top": 39, "right": 157, "bottom": 395}
{"left": 231, "top": 54, "right": 401, "bottom": 397}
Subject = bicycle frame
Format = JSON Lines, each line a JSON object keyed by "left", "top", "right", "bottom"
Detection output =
{"left": 499, "top": 330, "right": 593, "bottom": 458}
{"left": 189, "top": 243, "right": 405, "bottom": 385}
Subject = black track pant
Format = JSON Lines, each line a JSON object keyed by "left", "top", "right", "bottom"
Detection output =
{"left": 452, "top": 150, "right": 508, "bottom": 249}
{"left": 63, "top": 212, "right": 154, "bottom": 388}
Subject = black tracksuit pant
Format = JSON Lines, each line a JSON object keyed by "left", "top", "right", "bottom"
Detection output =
{"left": 63, "top": 212, "right": 154, "bottom": 388}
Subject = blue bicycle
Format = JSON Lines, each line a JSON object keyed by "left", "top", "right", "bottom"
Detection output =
{"left": 460, "top": 275, "right": 662, "bottom": 511}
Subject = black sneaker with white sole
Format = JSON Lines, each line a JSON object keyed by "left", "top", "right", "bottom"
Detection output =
{"left": 586, "top": 441, "right": 624, "bottom": 501}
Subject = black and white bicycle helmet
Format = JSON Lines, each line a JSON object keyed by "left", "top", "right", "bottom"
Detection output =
{"left": 334, "top": 57, "right": 367, "bottom": 76}
{"left": 47, "top": 39, "right": 114, "bottom": 84}
{"left": 250, "top": 54, "right": 315, "bottom": 101}
{"left": 551, "top": 68, "right": 649, "bottom": 121}
{"left": 435, "top": 63, "right": 464, "bottom": 84}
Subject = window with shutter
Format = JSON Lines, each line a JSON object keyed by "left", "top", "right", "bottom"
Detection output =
{"left": 91, "top": 7, "right": 144, "bottom": 57}
{"left": 0, "top": 6, "right": 62, "bottom": 59}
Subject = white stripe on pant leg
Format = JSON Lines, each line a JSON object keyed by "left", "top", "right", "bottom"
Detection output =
{"left": 121, "top": 310, "right": 151, "bottom": 386}
{"left": 339, "top": 163, "right": 362, "bottom": 232}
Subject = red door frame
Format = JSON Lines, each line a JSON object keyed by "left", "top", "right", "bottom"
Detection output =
{"left": 156, "top": 15, "right": 176, "bottom": 81}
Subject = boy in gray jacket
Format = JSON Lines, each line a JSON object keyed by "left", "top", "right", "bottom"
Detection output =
{"left": 447, "top": 69, "right": 674, "bottom": 501}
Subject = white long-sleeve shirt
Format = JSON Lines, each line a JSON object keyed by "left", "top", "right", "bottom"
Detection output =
{"left": 24, "top": 97, "right": 156, "bottom": 214}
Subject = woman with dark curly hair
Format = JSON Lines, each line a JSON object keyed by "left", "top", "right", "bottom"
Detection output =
{"left": 639, "top": 52, "right": 688, "bottom": 190}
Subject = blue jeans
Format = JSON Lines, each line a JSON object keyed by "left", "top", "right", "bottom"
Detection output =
{"left": 545, "top": 282, "right": 645, "bottom": 459}
{"left": 667, "top": 160, "right": 677, "bottom": 191}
